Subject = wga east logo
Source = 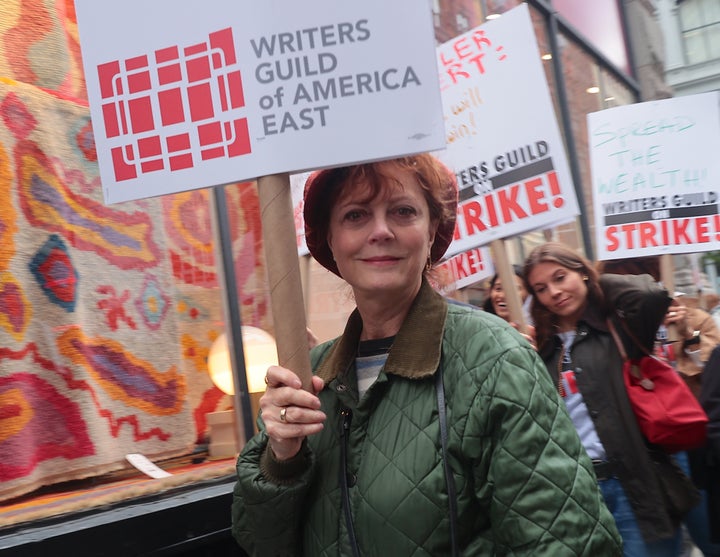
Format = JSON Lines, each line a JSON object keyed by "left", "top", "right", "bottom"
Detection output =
{"left": 96, "top": 28, "right": 250, "bottom": 182}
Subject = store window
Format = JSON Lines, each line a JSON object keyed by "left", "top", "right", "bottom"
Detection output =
{"left": 1, "top": 1, "right": 643, "bottom": 552}
{"left": 0, "top": 7, "right": 269, "bottom": 549}
{"left": 551, "top": 0, "right": 632, "bottom": 76}
{"left": 549, "top": 31, "right": 636, "bottom": 253}
{"left": 679, "top": 0, "right": 720, "bottom": 65}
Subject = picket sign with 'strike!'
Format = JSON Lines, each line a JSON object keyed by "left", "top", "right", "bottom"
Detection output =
{"left": 588, "top": 91, "right": 720, "bottom": 261}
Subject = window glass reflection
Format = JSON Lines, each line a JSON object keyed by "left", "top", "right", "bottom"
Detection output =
{"left": 680, "top": 0, "right": 720, "bottom": 64}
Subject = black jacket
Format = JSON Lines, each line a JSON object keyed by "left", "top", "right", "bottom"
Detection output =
{"left": 539, "top": 273, "right": 698, "bottom": 542}
{"left": 700, "top": 344, "right": 720, "bottom": 541}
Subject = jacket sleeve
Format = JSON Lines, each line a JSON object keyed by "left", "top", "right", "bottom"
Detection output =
{"left": 600, "top": 273, "right": 672, "bottom": 354}
{"left": 701, "top": 345, "right": 720, "bottom": 459}
{"left": 231, "top": 431, "right": 314, "bottom": 556}
{"left": 694, "top": 309, "right": 720, "bottom": 365}
{"left": 468, "top": 342, "right": 623, "bottom": 556}
{"left": 231, "top": 343, "right": 333, "bottom": 556}
{"left": 675, "top": 307, "right": 720, "bottom": 379}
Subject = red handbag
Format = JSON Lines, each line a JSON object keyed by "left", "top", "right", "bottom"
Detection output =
{"left": 608, "top": 320, "right": 708, "bottom": 453}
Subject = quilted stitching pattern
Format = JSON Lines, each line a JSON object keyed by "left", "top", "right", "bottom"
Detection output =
{"left": 233, "top": 301, "right": 622, "bottom": 556}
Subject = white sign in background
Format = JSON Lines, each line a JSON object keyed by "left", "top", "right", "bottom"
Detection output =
{"left": 291, "top": 171, "right": 311, "bottom": 257}
{"left": 435, "top": 4, "right": 578, "bottom": 258}
{"left": 588, "top": 91, "right": 720, "bottom": 261}
{"left": 74, "top": 0, "right": 445, "bottom": 204}
{"left": 434, "top": 245, "right": 494, "bottom": 290}
{"left": 291, "top": 5, "right": 563, "bottom": 291}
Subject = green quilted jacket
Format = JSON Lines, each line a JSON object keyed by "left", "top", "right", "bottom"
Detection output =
{"left": 232, "top": 280, "right": 622, "bottom": 556}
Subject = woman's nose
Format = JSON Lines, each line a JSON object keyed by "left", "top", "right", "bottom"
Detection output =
{"left": 368, "top": 215, "right": 393, "bottom": 240}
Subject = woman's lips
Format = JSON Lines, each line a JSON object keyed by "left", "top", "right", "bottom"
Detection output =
{"left": 362, "top": 256, "right": 399, "bottom": 263}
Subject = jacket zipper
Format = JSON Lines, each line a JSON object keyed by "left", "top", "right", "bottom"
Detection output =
{"left": 339, "top": 408, "right": 360, "bottom": 557}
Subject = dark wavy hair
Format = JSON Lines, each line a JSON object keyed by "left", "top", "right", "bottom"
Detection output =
{"left": 522, "top": 242, "right": 605, "bottom": 351}
{"left": 596, "top": 256, "right": 660, "bottom": 282}
{"left": 482, "top": 265, "right": 523, "bottom": 314}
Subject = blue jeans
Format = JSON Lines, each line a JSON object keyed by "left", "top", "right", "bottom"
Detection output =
{"left": 599, "top": 477, "right": 681, "bottom": 557}
{"left": 676, "top": 451, "right": 720, "bottom": 557}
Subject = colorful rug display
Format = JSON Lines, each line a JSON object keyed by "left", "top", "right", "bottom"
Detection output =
{"left": 0, "top": 0, "right": 270, "bottom": 504}
{"left": 0, "top": 0, "right": 86, "bottom": 102}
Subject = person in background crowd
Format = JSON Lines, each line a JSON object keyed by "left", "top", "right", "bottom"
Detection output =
{"left": 523, "top": 243, "right": 699, "bottom": 557}
{"left": 482, "top": 264, "right": 531, "bottom": 324}
{"left": 483, "top": 264, "right": 536, "bottom": 348}
{"left": 598, "top": 256, "right": 720, "bottom": 557}
{"left": 704, "top": 292, "right": 720, "bottom": 336}
{"left": 232, "top": 156, "right": 622, "bottom": 556}
{"left": 700, "top": 345, "right": 720, "bottom": 543}
{"left": 598, "top": 257, "right": 720, "bottom": 399}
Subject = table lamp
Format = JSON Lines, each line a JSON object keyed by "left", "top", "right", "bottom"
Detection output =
{"left": 206, "top": 326, "right": 277, "bottom": 458}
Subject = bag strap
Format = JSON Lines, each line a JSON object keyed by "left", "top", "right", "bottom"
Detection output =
{"left": 436, "top": 365, "right": 459, "bottom": 557}
{"left": 607, "top": 318, "right": 656, "bottom": 391}
{"left": 606, "top": 319, "right": 628, "bottom": 360}
{"left": 610, "top": 313, "right": 665, "bottom": 360}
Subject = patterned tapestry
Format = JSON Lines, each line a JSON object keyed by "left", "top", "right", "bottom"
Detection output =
{"left": 0, "top": 0, "right": 270, "bottom": 503}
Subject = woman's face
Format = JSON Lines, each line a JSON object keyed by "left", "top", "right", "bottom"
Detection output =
{"left": 527, "top": 262, "right": 589, "bottom": 331}
{"left": 327, "top": 168, "right": 437, "bottom": 301}
{"left": 490, "top": 276, "right": 528, "bottom": 321}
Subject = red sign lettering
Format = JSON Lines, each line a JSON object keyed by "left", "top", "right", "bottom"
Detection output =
{"left": 454, "top": 170, "right": 563, "bottom": 240}
{"left": 604, "top": 215, "right": 720, "bottom": 252}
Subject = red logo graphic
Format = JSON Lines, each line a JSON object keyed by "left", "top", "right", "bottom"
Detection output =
{"left": 560, "top": 370, "right": 579, "bottom": 396}
{"left": 96, "top": 28, "right": 250, "bottom": 182}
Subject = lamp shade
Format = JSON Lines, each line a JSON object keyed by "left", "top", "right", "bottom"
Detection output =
{"left": 207, "top": 327, "right": 278, "bottom": 395}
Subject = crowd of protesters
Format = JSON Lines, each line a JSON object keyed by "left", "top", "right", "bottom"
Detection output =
{"left": 481, "top": 246, "right": 720, "bottom": 557}
{"left": 232, "top": 154, "right": 719, "bottom": 557}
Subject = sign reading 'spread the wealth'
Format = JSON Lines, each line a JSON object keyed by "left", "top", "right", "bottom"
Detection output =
{"left": 588, "top": 91, "right": 720, "bottom": 260}
{"left": 436, "top": 4, "right": 578, "bottom": 257}
{"left": 74, "top": 0, "right": 445, "bottom": 204}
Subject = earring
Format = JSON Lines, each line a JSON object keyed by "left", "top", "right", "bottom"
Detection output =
{"left": 583, "top": 275, "right": 588, "bottom": 281}
{"left": 425, "top": 255, "right": 432, "bottom": 272}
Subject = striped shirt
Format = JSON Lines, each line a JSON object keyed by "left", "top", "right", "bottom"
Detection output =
{"left": 356, "top": 336, "right": 394, "bottom": 399}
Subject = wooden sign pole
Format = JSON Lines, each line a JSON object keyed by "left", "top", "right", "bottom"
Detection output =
{"left": 257, "top": 173, "right": 313, "bottom": 391}
{"left": 489, "top": 238, "right": 526, "bottom": 333}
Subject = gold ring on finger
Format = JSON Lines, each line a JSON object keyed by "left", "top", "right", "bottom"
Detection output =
{"left": 280, "top": 407, "right": 288, "bottom": 422}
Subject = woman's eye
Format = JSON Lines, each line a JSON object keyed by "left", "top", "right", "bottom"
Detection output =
{"left": 343, "top": 209, "right": 365, "bottom": 222}
{"left": 395, "top": 206, "right": 417, "bottom": 217}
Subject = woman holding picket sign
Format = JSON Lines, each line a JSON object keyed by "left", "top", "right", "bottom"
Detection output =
{"left": 523, "top": 242, "right": 702, "bottom": 557}
{"left": 231, "top": 156, "right": 621, "bottom": 555}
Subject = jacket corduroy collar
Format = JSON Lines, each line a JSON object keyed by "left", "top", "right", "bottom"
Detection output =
{"left": 315, "top": 279, "right": 448, "bottom": 383}
{"left": 539, "top": 302, "right": 608, "bottom": 360}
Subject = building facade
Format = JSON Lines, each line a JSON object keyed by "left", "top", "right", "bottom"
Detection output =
{"left": 656, "top": 0, "right": 720, "bottom": 96}
{"left": 655, "top": 0, "right": 720, "bottom": 293}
